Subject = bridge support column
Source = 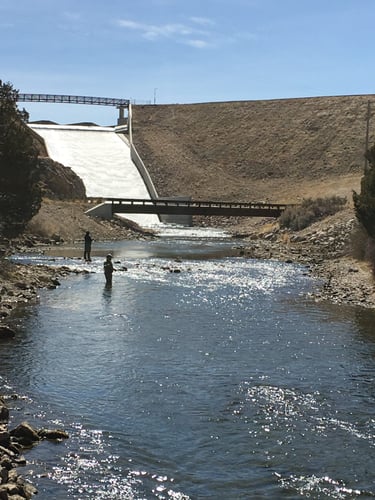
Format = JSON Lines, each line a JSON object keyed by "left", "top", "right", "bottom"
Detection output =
{"left": 159, "top": 197, "right": 193, "bottom": 226}
{"left": 85, "top": 202, "right": 113, "bottom": 219}
{"left": 117, "top": 106, "right": 127, "bottom": 126}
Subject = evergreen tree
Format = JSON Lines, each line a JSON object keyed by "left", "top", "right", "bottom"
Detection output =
{"left": 353, "top": 146, "right": 375, "bottom": 238}
{"left": 0, "top": 80, "right": 41, "bottom": 236}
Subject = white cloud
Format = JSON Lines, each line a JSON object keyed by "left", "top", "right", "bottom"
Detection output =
{"left": 116, "top": 16, "right": 256, "bottom": 50}
{"left": 186, "top": 39, "right": 211, "bottom": 49}
{"left": 117, "top": 19, "right": 145, "bottom": 31}
{"left": 117, "top": 18, "right": 211, "bottom": 47}
{"left": 144, "top": 23, "right": 195, "bottom": 40}
{"left": 190, "top": 17, "right": 215, "bottom": 27}
{"left": 62, "top": 11, "right": 81, "bottom": 22}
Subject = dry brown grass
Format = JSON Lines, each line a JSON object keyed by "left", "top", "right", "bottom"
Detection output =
{"left": 132, "top": 96, "right": 372, "bottom": 204}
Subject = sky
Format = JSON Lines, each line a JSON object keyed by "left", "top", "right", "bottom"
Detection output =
{"left": 1, "top": 0, "right": 375, "bottom": 125}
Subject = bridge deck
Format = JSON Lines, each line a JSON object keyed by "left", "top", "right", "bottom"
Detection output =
{"left": 107, "top": 198, "right": 290, "bottom": 217}
{"left": 17, "top": 94, "right": 130, "bottom": 107}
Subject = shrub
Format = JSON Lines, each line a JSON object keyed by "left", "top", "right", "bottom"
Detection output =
{"left": 353, "top": 144, "right": 375, "bottom": 272}
{"left": 350, "top": 225, "right": 369, "bottom": 261}
{"left": 353, "top": 145, "right": 375, "bottom": 239}
{"left": 279, "top": 196, "right": 347, "bottom": 231}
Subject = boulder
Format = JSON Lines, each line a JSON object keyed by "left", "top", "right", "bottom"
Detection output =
{"left": 0, "top": 486, "right": 10, "bottom": 499}
{"left": 10, "top": 422, "right": 40, "bottom": 447}
{"left": 0, "top": 428, "right": 10, "bottom": 447}
{"left": 0, "top": 400, "right": 9, "bottom": 423}
{"left": 0, "top": 456, "right": 12, "bottom": 471}
{"left": 0, "top": 466, "right": 8, "bottom": 484}
{"left": 1, "top": 483, "right": 20, "bottom": 496}
{"left": 0, "top": 445, "right": 15, "bottom": 458}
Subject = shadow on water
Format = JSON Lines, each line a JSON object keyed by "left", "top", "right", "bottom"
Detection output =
{"left": 354, "top": 307, "right": 375, "bottom": 345}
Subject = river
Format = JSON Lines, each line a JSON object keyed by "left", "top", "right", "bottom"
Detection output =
{"left": 1, "top": 236, "right": 375, "bottom": 499}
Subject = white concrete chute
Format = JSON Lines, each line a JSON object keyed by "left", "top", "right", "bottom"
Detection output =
{"left": 29, "top": 124, "right": 160, "bottom": 228}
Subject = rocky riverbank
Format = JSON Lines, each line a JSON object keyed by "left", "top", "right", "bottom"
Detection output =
{"left": 0, "top": 397, "right": 37, "bottom": 500}
{"left": 228, "top": 207, "right": 375, "bottom": 309}
{"left": 0, "top": 258, "right": 79, "bottom": 326}
{"left": 0, "top": 396, "right": 68, "bottom": 499}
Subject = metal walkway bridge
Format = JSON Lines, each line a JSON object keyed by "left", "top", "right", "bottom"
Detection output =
{"left": 17, "top": 93, "right": 130, "bottom": 124}
{"left": 17, "top": 93, "right": 130, "bottom": 107}
{"left": 106, "top": 198, "right": 290, "bottom": 217}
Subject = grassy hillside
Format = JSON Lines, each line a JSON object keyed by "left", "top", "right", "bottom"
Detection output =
{"left": 131, "top": 95, "right": 375, "bottom": 203}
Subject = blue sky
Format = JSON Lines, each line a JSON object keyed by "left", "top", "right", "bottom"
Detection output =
{"left": 1, "top": 0, "right": 374, "bottom": 125}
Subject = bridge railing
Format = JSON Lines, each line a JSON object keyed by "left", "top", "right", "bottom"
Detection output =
{"left": 104, "top": 198, "right": 292, "bottom": 217}
{"left": 17, "top": 94, "right": 130, "bottom": 107}
{"left": 106, "top": 198, "right": 290, "bottom": 210}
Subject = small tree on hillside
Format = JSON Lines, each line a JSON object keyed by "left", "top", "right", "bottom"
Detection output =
{"left": 353, "top": 145, "right": 375, "bottom": 239}
{"left": 0, "top": 80, "right": 41, "bottom": 236}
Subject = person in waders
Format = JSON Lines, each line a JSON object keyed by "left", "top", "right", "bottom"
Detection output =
{"left": 84, "top": 231, "right": 93, "bottom": 262}
{"left": 104, "top": 254, "right": 115, "bottom": 287}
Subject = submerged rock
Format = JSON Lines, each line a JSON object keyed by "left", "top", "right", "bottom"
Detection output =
{"left": 38, "top": 428, "right": 69, "bottom": 441}
{"left": 0, "top": 326, "right": 16, "bottom": 340}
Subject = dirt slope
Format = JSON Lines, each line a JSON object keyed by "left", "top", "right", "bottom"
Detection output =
{"left": 131, "top": 95, "right": 375, "bottom": 203}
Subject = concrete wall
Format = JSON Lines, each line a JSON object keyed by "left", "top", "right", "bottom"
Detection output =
{"left": 85, "top": 202, "right": 112, "bottom": 219}
{"left": 129, "top": 142, "right": 159, "bottom": 200}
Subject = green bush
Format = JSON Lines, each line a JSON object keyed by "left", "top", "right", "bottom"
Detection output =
{"left": 279, "top": 196, "right": 347, "bottom": 231}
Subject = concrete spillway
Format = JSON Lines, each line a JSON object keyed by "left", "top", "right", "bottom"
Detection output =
{"left": 29, "top": 124, "right": 160, "bottom": 227}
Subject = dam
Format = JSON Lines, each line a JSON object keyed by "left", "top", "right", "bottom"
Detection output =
{"left": 29, "top": 123, "right": 160, "bottom": 228}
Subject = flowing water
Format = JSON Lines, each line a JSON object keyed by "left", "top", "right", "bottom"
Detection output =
{"left": 1, "top": 237, "right": 375, "bottom": 499}
{"left": 29, "top": 124, "right": 159, "bottom": 227}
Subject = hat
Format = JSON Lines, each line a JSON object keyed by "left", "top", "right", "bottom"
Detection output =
{"left": 107, "top": 254, "right": 112, "bottom": 259}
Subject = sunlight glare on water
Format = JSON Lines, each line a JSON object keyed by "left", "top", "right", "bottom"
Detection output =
{"left": 2, "top": 241, "right": 375, "bottom": 499}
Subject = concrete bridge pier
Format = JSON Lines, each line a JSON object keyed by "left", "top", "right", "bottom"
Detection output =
{"left": 117, "top": 106, "right": 127, "bottom": 126}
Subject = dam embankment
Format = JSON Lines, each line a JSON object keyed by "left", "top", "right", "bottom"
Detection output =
{"left": 29, "top": 124, "right": 160, "bottom": 228}
{"left": 131, "top": 96, "right": 371, "bottom": 205}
